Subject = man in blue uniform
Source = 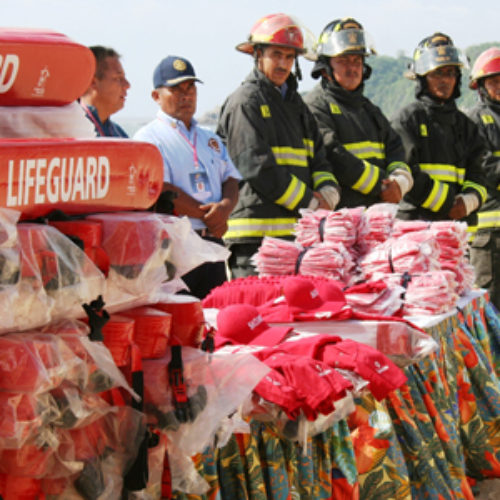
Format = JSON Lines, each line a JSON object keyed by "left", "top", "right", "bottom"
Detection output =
{"left": 80, "top": 46, "right": 130, "bottom": 137}
{"left": 134, "top": 55, "right": 241, "bottom": 298}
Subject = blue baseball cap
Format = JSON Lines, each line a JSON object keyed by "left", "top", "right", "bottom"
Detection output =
{"left": 153, "top": 55, "right": 203, "bottom": 88}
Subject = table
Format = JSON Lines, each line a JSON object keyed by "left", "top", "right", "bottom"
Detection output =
{"left": 172, "top": 291, "right": 500, "bottom": 499}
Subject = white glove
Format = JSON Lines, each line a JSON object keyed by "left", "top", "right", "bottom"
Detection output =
{"left": 456, "top": 193, "right": 480, "bottom": 216}
{"left": 389, "top": 168, "right": 414, "bottom": 197}
{"left": 318, "top": 185, "right": 341, "bottom": 210}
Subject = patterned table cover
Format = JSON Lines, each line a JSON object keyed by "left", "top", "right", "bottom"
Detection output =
{"left": 172, "top": 292, "right": 500, "bottom": 499}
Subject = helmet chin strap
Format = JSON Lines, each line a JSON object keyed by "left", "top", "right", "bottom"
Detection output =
{"left": 295, "top": 57, "right": 302, "bottom": 80}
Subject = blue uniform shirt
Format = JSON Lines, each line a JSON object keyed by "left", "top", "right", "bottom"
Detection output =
{"left": 134, "top": 109, "right": 241, "bottom": 230}
{"left": 82, "top": 104, "right": 128, "bottom": 138}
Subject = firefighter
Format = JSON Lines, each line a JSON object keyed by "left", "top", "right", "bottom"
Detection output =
{"left": 217, "top": 13, "right": 340, "bottom": 278}
{"left": 467, "top": 47, "right": 500, "bottom": 308}
{"left": 304, "top": 17, "right": 413, "bottom": 209}
{"left": 392, "top": 33, "right": 487, "bottom": 222}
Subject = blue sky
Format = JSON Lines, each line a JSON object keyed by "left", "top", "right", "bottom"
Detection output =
{"left": 3, "top": 0, "right": 499, "bottom": 120}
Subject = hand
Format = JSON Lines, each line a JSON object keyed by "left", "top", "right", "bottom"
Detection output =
{"left": 380, "top": 178, "right": 402, "bottom": 203}
{"left": 312, "top": 191, "right": 330, "bottom": 210}
{"left": 448, "top": 197, "right": 467, "bottom": 220}
{"left": 201, "top": 200, "right": 231, "bottom": 237}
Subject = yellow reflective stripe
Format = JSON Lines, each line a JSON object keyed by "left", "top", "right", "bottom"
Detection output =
{"left": 312, "top": 170, "right": 337, "bottom": 189}
{"left": 421, "top": 179, "right": 449, "bottom": 212}
{"left": 225, "top": 218, "right": 296, "bottom": 238}
{"left": 476, "top": 211, "right": 500, "bottom": 229}
{"left": 351, "top": 161, "right": 380, "bottom": 194}
{"left": 481, "top": 114, "right": 495, "bottom": 125}
{"left": 467, "top": 225, "right": 478, "bottom": 241}
{"left": 463, "top": 180, "right": 487, "bottom": 203}
{"left": 344, "top": 141, "right": 386, "bottom": 160}
{"left": 419, "top": 163, "right": 465, "bottom": 183}
{"left": 303, "top": 139, "right": 314, "bottom": 157}
{"left": 272, "top": 146, "right": 308, "bottom": 167}
{"left": 493, "top": 151, "right": 500, "bottom": 157}
{"left": 420, "top": 124, "right": 428, "bottom": 136}
{"left": 275, "top": 175, "right": 306, "bottom": 210}
{"left": 387, "top": 161, "right": 411, "bottom": 174}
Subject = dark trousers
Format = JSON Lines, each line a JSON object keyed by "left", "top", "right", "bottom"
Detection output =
{"left": 470, "top": 231, "right": 500, "bottom": 311}
{"left": 180, "top": 236, "right": 227, "bottom": 300}
{"left": 228, "top": 242, "right": 260, "bottom": 279}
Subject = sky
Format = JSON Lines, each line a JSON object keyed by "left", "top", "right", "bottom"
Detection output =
{"left": 3, "top": 0, "right": 500, "bottom": 123}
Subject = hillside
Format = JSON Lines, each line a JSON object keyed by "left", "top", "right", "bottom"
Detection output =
{"left": 198, "top": 41, "right": 500, "bottom": 127}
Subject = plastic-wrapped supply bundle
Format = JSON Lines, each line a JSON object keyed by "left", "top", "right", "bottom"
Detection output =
{"left": 86, "top": 212, "right": 172, "bottom": 304}
{"left": 356, "top": 203, "right": 398, "bottom": 254}
{"left": 142, "top": 346, "right": 269, "bottom": 458}
{"left": 344, "top": 280, "right": 405, "bottom": 316}
{"left": 120, "top": 306, "right": 172, "bottom": 359}
{"left": 0, "top": 208, "right": 20, "bottom": 248}
{"left": 0, "top": 223, "right": 105, "bottom": 333}
{"left": 391, "top": 219, "right": 430, "bottom": 238}
{"left": 0, "top": 323, "right": 145, "bottom": 497}
{"left": 429, "top": 221, "right": 473, "bottom": 295}
{"left": 359, "top": 231, "right": 440, "bottom": 280}
{"left": 252, "top": 236, "right": 355, "bottom": 283}
{"left": 383, "top": 271, "right": 459, "bottom": 316}
{"left": 17, "top": 224, "right": 105, "bottom": 323}
{"left": 48, "top": 219, "right": 110, "bottom": 276}
{"left": 251, "top": 236, "right": 302, "bottom": 276}
{"left": 295, "top": 208, "right": 358, "bottom": 249}
{"left": 296, "top": 242, "right": 356, "bottom": 283}
{"left": 0, "top": 102, "right": 96, "bottom": 138}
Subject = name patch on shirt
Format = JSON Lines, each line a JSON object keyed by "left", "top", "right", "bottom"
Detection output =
{"left": 208, "top": 137, "right": 220, "bottom": 153}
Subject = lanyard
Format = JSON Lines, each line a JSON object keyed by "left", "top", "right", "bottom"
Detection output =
{"left": 81, "top": 103, "right": 106, "bottom": 137}
{"left": 157, "top": 116, "right": 199, "bottom": 167}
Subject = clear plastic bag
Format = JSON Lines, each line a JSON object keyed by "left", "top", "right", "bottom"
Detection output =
{"left": 0, "top": 102, "right": 96, "bottom": 138}
{"left": 142, "top": 347, "right": 269, "bottom": 457}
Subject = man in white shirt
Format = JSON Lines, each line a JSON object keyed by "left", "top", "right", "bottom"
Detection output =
{"left": 134, "top": 55, "right": 241, "bottom": 298}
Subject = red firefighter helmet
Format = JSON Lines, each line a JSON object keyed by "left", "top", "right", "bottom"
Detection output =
{"left": 469, "top": 47, "right": 500, "bottom": 89}
{"left": 236, "top": 13, "right": 311, "bottom": 55}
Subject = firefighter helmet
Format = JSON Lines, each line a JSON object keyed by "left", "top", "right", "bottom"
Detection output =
{"left": 469, "top": 47, "right": 500, "bottom": 89}
{"left": 407, "top": 32, "right": 465, "bottom": 79}
{"left": 313, "top": 17, "right": 376, "bottom": 59}
{"left": 236, "top": 13, "right": 314, "bottom": 56}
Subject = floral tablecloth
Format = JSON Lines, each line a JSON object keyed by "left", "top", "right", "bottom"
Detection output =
{"left": 172, "top": 292, "right": 500, "bottom": 499}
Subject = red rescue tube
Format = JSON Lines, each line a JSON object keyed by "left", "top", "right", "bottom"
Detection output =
{"left": 0, "top": 28, "right": 95, "bottom": 106}
{"left": 0, "top": 138, "right": 163, "bottom": 219}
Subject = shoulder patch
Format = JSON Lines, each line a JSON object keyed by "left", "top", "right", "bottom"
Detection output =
{"left": 329, "top": 103, "right": 341, "bottom": 114}
{"left": 481, "top": 114, "right": 495, "bottom": 125}
{"left": 419, "top": 123, "right": 428, "bottom": 137}
{"left": 260, "top": 104, "right": 271, "bottom": 118}
{"left": 208, "top": 137, "right": 221, "bottom": 153}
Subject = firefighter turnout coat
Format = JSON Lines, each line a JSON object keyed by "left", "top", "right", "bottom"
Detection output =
{"left": 304, "top": 79, "right": 411, "bottom": 208}
{"left": 392, "top": 95, "right": 487, "bottom": 222}
{"left": 217, "top": 68, "right": 339, "bottom": 245}
{"left": 467, "top": 97, "right": 500, "bottom": 232}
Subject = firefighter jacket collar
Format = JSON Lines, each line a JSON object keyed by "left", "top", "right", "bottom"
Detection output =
{"left": 320, "top": 77, "right": 365, "bottom": 109}
{"left": 250, "top": 67, "right": 299, "bottom": 100}
{"left": 418, "top": 93, "right": 458, "bottom": 125}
